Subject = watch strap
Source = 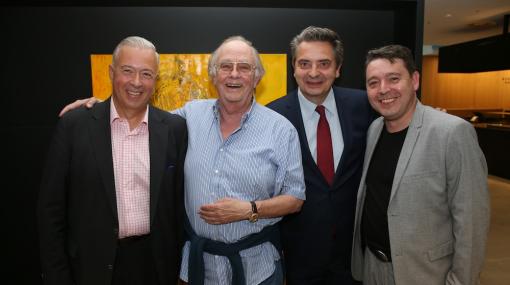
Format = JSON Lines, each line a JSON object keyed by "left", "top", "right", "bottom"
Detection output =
{"left": 250, "top": 201, "right": 258, "bottom": 214}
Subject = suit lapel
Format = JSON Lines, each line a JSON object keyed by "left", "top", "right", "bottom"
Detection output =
{"left": 89, "top": 99, "right": 118, "bottom": 222}
{"left": 331, "top": 88, "right": 352, "bottom": 188}
{"left": 363, "top": 118, "right": 385, "bottom": 186}
{"left": 286, "top": 91, "right": 323, "bottom": 179}
{"left": 148, "top": 107, "right": 167, "bottom": 226}
{"left": 389, "top": 102, "right": 424, "bottom": 203}
{"left": 355, "top": 116, "right": 383, "bottom": 222}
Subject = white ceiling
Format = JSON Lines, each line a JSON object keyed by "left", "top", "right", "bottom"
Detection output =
{"left": 424, "top": 0, "right": 510, "bottom": 46}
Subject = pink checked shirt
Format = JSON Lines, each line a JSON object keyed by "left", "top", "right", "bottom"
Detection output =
{"left": 110, "top": 101, "right": 150, "bottom": 238}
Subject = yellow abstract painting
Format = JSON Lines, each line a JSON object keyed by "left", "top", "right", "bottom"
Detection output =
{"left": 90, "top": 54, "right": 287, "bottom": 110}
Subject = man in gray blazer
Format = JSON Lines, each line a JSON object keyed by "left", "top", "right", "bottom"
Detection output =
{"left": 351, "top": 45, "right": 490, "bottom": 285}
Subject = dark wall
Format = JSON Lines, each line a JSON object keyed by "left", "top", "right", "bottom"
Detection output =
{"left": 438, "top": 34, "right": 510, "bottom": 73}
{"left": 476, "top": 127, "right": 510, "bottom": 180}
{"left": 3, "top": 4, "right": 422, "bottom": 284}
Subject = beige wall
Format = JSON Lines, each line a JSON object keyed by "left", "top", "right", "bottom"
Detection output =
{"left": 421, "top": 55, "right": 510, "bottom": 110}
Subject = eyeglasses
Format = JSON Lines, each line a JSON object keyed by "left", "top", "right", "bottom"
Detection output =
{"left": 118, "top": 65, "right": 157, "bottom": 81}
{"left": 216, "top": 61, "right": 256, "bottom": 75}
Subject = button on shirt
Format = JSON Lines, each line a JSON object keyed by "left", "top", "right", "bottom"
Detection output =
{"left": 297, "top": 88, "right": 344, "bottom": 172}
{"left": 173, "top": 99, "right": 305, "bottom": 285}
{"left": 110, "top": 101, "right": 150, "bottom": 238}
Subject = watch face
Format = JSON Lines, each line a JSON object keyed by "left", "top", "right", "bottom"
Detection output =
{"left": 249, "top": 213, "right": 259, "bottom": 223}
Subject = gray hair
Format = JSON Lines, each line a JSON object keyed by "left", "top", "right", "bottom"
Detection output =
{"left": 112, "top": 36, "right": 160, "bottom": 67}
{"left": 290, "top": 26, "right": 344, "bottom": 67}
{"left": 207, "top": 36, "right": 265, "bottom": 79}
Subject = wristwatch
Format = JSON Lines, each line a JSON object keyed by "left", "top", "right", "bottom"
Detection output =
{"left": 248, "top": 201, "right": 259, "bottom": 223}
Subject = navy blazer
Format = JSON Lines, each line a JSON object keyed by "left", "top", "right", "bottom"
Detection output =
{"left": 267, "top": 87, "right": 375, "bottom": 282}
{"left": 38, "top": 99, "right": 188, "bottom": 285}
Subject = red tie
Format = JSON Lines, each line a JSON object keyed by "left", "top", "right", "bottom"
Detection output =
{"left": 316, "top": 105, "right": 334, "bottom": 185}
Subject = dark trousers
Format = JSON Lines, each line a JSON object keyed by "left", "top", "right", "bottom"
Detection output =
{"left": 112, "top": 235, "right": 159, "bottom": 285}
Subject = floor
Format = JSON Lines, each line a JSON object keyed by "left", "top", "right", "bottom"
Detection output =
{"left": 480, "top": 175, "right": 510, "bottom": 285}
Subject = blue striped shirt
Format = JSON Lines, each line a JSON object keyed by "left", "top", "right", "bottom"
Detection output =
{"left": 173, "top": 99, "right": 305, "bottom": 285}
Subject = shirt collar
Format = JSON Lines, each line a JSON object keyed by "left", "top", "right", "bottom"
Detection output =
{"left": 110, "top": 98, "right": 149, "bottom": 126}
{"left": 212, "top": 97, "right": 257, "bottom": 125}
{"left": 297, "top": 87, "right": 336, "bottom": 118}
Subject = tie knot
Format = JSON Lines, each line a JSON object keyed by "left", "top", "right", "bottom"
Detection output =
{"left": 316, "top": 105, "right": 326, "bottom": 117}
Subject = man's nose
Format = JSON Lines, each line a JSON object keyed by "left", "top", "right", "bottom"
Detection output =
{"left": 308, "top": 65, "right": 320, "bottom": 77}
{"left": 379, "top": 80, "right": 390, "bottom": 94}
{"left": 131, "top": 73, "right": 143, "bottom": 86}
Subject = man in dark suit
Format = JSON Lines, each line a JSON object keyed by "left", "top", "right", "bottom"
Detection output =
{"left": 267, "top": 26, "right": 375, "bottom": 285}
{"left": 37, "top": 36, "right": 188, "bottom": 285}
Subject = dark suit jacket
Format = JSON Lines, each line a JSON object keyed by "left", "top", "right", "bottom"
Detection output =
{"left": 37, "top": 99, "right": 188, "bottom": 285}
{"left": 267, "top": 87, "right": 375, "bottom": 283}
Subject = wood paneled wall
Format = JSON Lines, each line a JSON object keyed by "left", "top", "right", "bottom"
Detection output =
{"left": 421, "top": 55, "right": 510, "bottom": 110}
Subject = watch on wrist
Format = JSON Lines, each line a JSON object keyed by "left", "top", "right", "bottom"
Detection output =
{"left": 248, "top": 201, "right": 259, "bottom": 223}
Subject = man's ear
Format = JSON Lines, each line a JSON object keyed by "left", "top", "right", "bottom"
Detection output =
{"left": 109, "top": 65, "right": 114, "bottom": 81}
{"left": 253, "top": 75, "right": 262, "bottom": 89}
{"left": 412, "top": 70, "right": 420, "bottom": 91}
{"left": 335, "top": 64, "right": 342, "bottom": 78}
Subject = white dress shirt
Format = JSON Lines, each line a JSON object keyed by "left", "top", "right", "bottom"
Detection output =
{"left": 297, "top": 88, "right": 344, "bottom": 172}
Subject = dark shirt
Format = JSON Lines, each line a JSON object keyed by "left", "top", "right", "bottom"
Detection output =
{"left": 361, "top": 126, "right": 408, "bottom": 257}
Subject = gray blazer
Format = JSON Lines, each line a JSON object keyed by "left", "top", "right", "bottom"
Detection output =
{"left": 351, "top": 101, "right": 490, "bottom": 285}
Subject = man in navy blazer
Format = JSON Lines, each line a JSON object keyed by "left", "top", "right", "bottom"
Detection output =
{"left": 267, "top": 26, "right": 375, "bottom": 285}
